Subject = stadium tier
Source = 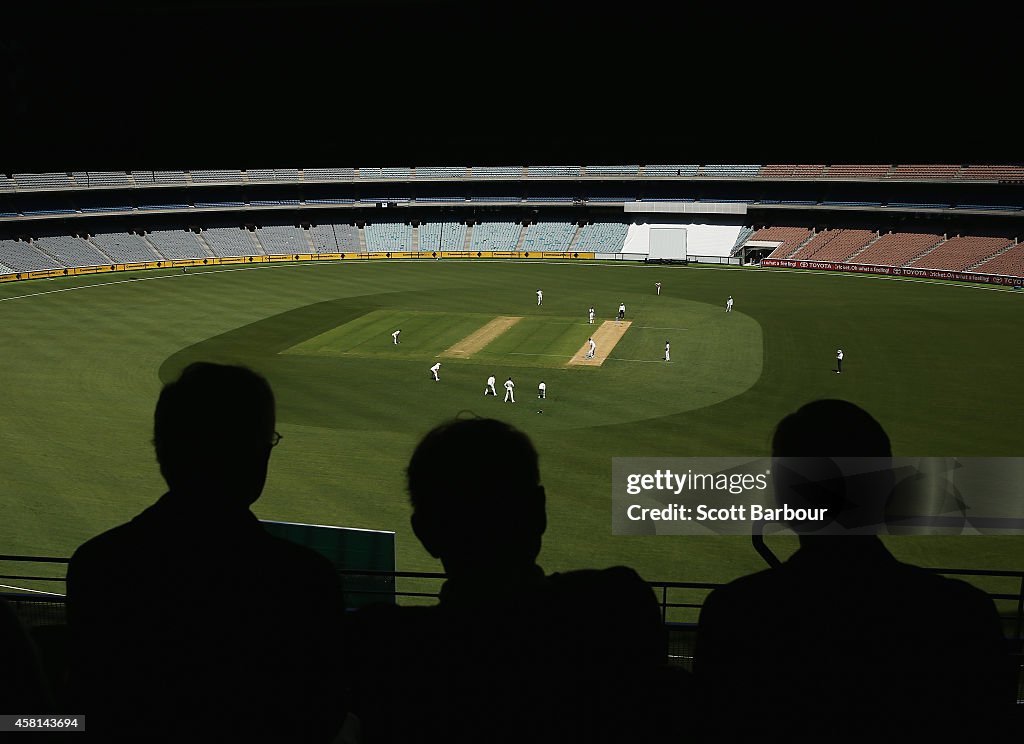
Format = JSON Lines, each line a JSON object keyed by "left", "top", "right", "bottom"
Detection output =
{"left": 418, "top": 222, "right": 468, "bottom": 252}
{"left": 906, "top": 236, "right": 1014, "bottom": 272}
{"left": 308, "top": 223, "right": 360, "bottom": 253}
{"left": 88, "top": 233, "right": 162, "bottom": 263}
{"left": 146, "top": 230, "right": 212, "bottom": 260}
{"left": 34, "top": 235, "right": 113, "bottom": 267}
{"left": 0, "top": 238, "right": 61, "bottom": 271}
{"left": 468, "top": 221, "right": 523, "bottom": 251}
{"left": 202, "top": 227, "right": 263, "bottom": 257}
{"left": 364, "top": 222, "right": 413, "bottom": 252}
{"left": 971, "top": 241, "right": 1024, "bottom": 276}
{"left": 751, "top": 227, "right": 815, "bottom": 259}
{"left": 574, "top": 222, "right": 629, "bottom": 253}
{"left": 520, "top": 222, "right": 577, "bottom": 252}
{"left": 256, "top": 225, "right": 310, "bottom": 254}
{"left": 851, "top": 232, "right": 944, "bottom": 267}
{"left": 788, "top": 229, "right": 877, "bottom": 262}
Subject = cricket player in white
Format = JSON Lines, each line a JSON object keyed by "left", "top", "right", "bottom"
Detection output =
{"left": 430, "top": 362, "right": 441, "bottom": 381}
{"left": 485, "top": 375, "right": 497, "bottom": 395}
{"left": 665, "top": 341, "right": 670, "bottom": 361}
{"left": 538, "top": 381, "right": 546, "bottom": 399}
{"left": 836, "top": 349, "right": 843, "bottom": 374}
{"left": 537, "top": 289, "right": 543, "bottom": 306}
{"left": 726, "top": 296, "right": 734, "bottom": 312}
{"left": 585, "top": 337, "right": 596, "bottom": 359}
{"left": 392, "top": 329, "right": 401, "bottom": 345}
{"left": 588, "top": 306, "right": 595, "bottom": 324}
{"left": 617, "top": 302, "right": 626, "bottom": 321}
{"left": 504, "top": 377, "right": 516, "bottom": 402}
{"left": 656, "top": 282, "right": 661, "bottom": 295}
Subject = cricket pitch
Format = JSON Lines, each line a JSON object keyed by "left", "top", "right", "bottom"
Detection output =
{"left": 567, "top": 320, "right": 632, "bottom": 367}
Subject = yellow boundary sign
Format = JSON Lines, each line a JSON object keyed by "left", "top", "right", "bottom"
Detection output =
{"left": 443, "top": 316, "right": 523, "bottom": 358}
{"left": 567, "top": 320, "right": 632, "bottom": 367}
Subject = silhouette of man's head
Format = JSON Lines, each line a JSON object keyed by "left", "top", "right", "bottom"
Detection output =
{"left": 154, "top": 362, "right": 276, "bottom": 506}
{"left": 771, "top": 399, "right": 893, "bottom": 537}
{"left": 407, "top": 417, "right": 546, "bottom": 577}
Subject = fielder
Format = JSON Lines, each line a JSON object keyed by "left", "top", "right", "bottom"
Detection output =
{"left": 538, "top": 381, "right": 546, "bottom": 399}
{"left": 656, "top": 282, "right": 661, "bottom": 296}
{"left": 585, "top": 337, "right": 596, "bottom": 360}
{"left": 536, "top": 289, "right": 543, "bottom": 306}
{"left": 392, "top": 329, "right": 401, "bottom": 345}
{"left": 504, "top": 376, "right": 516, "bottom": 402}
{"left": 836, "top": 349, "right": 843, "bottom": 374}
{"left": 588, "top": 306, "right": 595, "bottom": 324}
{"left": 485, "top": 375, "right": 497, "bottom": 396}
{"left": 726, "top": 295, "right": 734, "bottom": 312}
{"left": 430, "top": 362, "right": 441, "bottom": 381}
{"left": 665, "top": 340, "right": 670, "bottom": 362}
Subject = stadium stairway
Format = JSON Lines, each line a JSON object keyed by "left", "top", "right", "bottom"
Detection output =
{"left": 968, "top": 241, "right": 1017, "bottom": 271}
{"left": 905, "top": 236, "right": 948, "bottom": 266}
{"left": 845, "top": 232, "right": 884, "bottom": 262}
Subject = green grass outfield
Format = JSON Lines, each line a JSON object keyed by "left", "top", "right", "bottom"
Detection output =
{"left": 1, "top": 259, "right": 1022, "bottom": 610}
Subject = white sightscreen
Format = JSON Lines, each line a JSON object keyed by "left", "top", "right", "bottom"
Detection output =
{"left": 648, "top": 227, "right": 687, "bottom": 260}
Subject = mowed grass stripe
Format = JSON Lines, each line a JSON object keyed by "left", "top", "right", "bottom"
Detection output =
{"left": 471, "top": 317, "right": 592, "bottom": 368}
{"left": 283, "top": 309, "right": 497, "bottom": 361}
{"left": 443, "top": 316, "right": 523, "bottom": 358}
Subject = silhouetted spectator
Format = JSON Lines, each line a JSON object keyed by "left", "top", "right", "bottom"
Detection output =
{"left": 0, "top": 597, "right": 52, "bottom": 713}
{"left": 347, "top": 416, "right": 679, "bottom": 744}
{"left": 695, "top": 399, "right": 1015, "bottom": 742}
{"left": 67, "top": 362, "right": 346, "bottom": 743}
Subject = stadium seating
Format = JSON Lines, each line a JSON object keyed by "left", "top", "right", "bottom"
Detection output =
{"left": 145, "top": 230, "right": 210, "bottom": 260}
{"left": 190, "top": 170, "right": 244, "bottom": 183}
{"left": 731, "top": 226, "right": 755, "bottom": 255}
{"left": 574, "top": 222, "right": 628, "bottom": 253}
{"left": 308, "top": 223, "right": 360, "bottom": 252}
{"left": 246, "top": 169, "right": 301, "bottom": 182}
{"left": 13, "top": 173, "right": 77, "bottom": 190}
{"left": 907, "top": 236, "right": 1013, "bottom": 272}
{"left": 471, "top": 166, "right": 526, "bottom": 179}
{"left": 469, "top": 222, "right": 522, "bottom": 251}
{"left": 303, "top": 168, "right": 356, "bottom": 181}
{"left": 525, "top": 166, "right": 581, "bottom": 178}
{"left": 957, "top": 165, "right": 1024, "bottom": 180}
{"left": 520, "top": 222, "right": 576, "bottom": 252}
{"left": 748, "top": 227, "right": 814, "bottom": 259}
{"left": 358, "top": 167, "right": 412, "bottom": 180}
{"left": 34, "top": 235, "right": 112, "bottom": 267}
{"left": 851, "top": 232, "right": 943, "bottom": 266}
{"left": 201, "top": 227, "right": 262, "bottom": 257}
{"left": 642, "top": 165, "right": 699, "bottom": 177}
{"left": 413, "top": 167, "right": 468, "bottom": 179}
{"left": 701, "top": 164, "right": 761, "bottom": 178}
{"left": 823, "top": 165, "right": 891, "bottom": 179}
{"left": 890, "top": 165, "right": 962, "bottom": 180}
{"left": 418, "top": 222, "right": 467, "bottom": 252}
{"left": 364, "top": 222, "right": 413, "bottom": 252}
{"left": 789, "top": 229, "right": 876, "bottom": 262}
{"left": 88, "top": 233, "right": 162, "bottom": 263}
{"left": 0, "top": 239, "right": 63, "bottom": 271}
{"left": 971, "top": 242, "right": 1024, "bottom": 276}
{"left": 72, "top": 172, "right": 134, "bottom": 188}
{"left": 760, "top": 165, "right": 826, "bottom": 178}
{"left": 584, "top": 165, "right": 640, "bottom": 177}
{"left": 255, "top": 225, "right": 309, "bottom": 254}
{"left": 132, "top": 171, "right": 188, "bottom": 185}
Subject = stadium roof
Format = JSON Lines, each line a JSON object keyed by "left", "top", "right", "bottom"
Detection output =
{"left": 2, "top": 1, "right": 1017, "bottom": 171}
